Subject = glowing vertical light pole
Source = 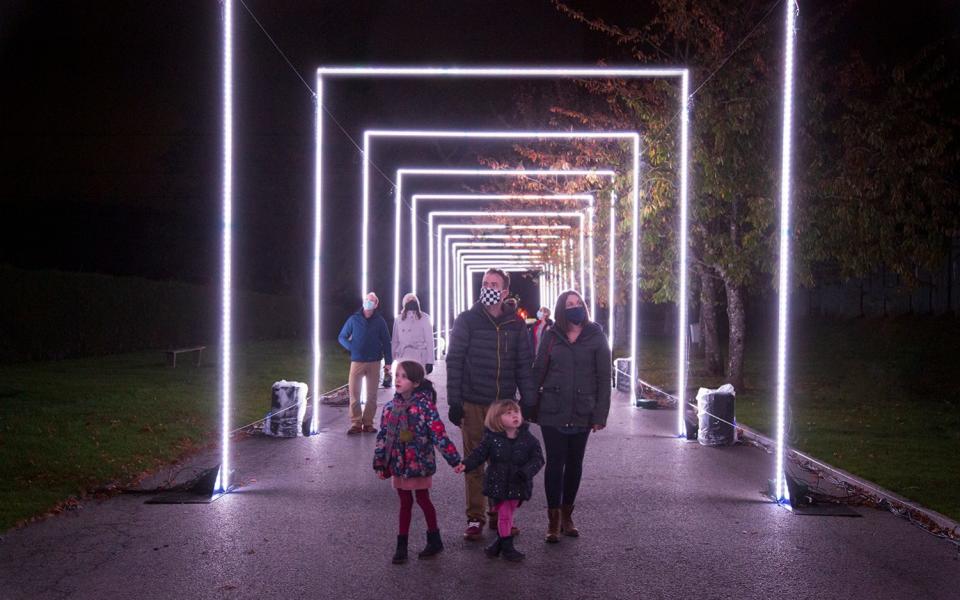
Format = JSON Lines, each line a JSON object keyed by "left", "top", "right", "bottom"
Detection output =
{"left": 676, "top": 71, "right": 691, "bottom": 437}
{"left": 587, "top": 206, "right": 596, "bottom": 316}
{"left": 774, "top": 0, "right": 799, "bottom": 504}
{"left": 631, "top": 134, "right": 641, "bottom": 400}
{"left": 217, "top": 0, "right": 234, "bottom": 493}
{"left": 579, "top": 216, "right": 587, "bottom": 297}
{"left": 310, "top": 82, "right": 323, "bottom": 434}
{"left": 608, "top": 191, "right": 616, "bottom": 349}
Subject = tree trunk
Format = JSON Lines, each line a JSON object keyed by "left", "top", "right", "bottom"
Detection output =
{"left": 724, "top": 278, "right": 746, "bottom": 390}
{"left": 698, "top": 267, "right": 723, "bottom": 376}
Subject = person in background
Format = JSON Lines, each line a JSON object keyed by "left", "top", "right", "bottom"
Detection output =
{"left": 528, "top": 306, "right": 554, "bottom": 357}
{"left": 392, "top": 292, "right": 435, "bottom": 375}
{"left": 533, "top": 289, "right": 610, "bottom": 542}
{"left": 338, "top": 292, "right": 393, "bottom": 435}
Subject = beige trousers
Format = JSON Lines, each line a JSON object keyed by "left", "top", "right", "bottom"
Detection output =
{"left": 348, "top": 361, "right": 380, "bottom": 427}
{"left": 462, "top": 401, "right": 493, "bottom": 522}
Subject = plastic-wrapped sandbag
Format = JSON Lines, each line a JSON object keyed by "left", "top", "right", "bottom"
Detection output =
{"left": 695, "top": 384, "right": 736, "bottom": 446}
{"left": 264, "top": 380, "right": 308, "bottom": 437}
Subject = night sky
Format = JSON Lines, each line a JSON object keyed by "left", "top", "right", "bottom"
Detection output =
{"left": 2, "top": 1, "right": 957, "bottom": 304}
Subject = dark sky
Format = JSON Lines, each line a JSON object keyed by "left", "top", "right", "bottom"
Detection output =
{"left": 1, "top": 1, "right": 957, "bottom": 301}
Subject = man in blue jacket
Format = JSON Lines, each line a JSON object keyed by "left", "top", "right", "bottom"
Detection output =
{"left": 338, "top": 292, "right": 393, "bottom": 435}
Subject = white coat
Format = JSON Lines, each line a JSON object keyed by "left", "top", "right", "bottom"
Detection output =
{"left": 392, "top": 311, "right": 435, "bottom": 367}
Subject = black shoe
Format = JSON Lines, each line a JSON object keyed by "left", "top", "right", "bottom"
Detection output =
{"left": 418, "top": 529, "right": 444, "bottom": 559}
{"left": 500, "top": 535, "right": 525, "bottom": 562}
{"left": 392, "top": 534, "right": 408, "bottom": 564}
{"left": 484, "top": 536, "right": 502, "bottom": 558}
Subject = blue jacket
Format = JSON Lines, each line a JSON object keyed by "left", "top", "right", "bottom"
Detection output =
{"left": 338, "top": 310, "right": 393, "bottom": 363}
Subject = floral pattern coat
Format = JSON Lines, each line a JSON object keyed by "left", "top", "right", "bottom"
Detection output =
{"left": 373, "top": 387, "right": 461, "bottom": 479}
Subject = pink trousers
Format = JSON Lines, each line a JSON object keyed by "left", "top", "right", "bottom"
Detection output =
{"left": 495, "top": 499, "right": 520, "bottom": 537}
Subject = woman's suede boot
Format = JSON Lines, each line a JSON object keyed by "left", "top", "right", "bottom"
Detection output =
{"left": 484, "top": 536, "right": 502, "bottom": 558}
{"left": 499, "top": 536, "right": 525, "bottom": 562}
{"left": 560, "top": 504, "right": 580, "bottom": 537}
{"left": 545, "top": 508, "right": 561, "bottom": 543}
{"left": 418, "top": 529, "right": 444, "bottom": 559}
{"left": 392, "top": 534, "right": 408, "bottom": 564}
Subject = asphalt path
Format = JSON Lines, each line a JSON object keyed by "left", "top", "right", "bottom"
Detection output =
{"left": 1, "top": 363, "right": 956, "bottom": 599}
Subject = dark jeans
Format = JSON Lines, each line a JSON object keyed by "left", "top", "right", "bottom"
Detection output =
{"left": 541, "top": 426, "right": 590, "bottom": 509}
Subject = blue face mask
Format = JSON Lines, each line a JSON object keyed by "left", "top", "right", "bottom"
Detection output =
{"left": 363, "top": 300, "right": 376, "bottom": 311}
{"left": 565, "top": 306, "right": 586, "bottom": 325}
{"left": 536, "top": 311, "right": 545, "bottom": 320}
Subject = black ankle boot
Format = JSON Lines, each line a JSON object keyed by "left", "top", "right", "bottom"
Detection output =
{"left": 392, "top": 534, "right": 408, "bottom": 564}
{"left": 484, "top": 536, "right": 502, "bottom": 558}
{"left": 418, "top": 529, "right": 444, "bottom": 558}
{"left": 499, "top": 535, "right": 525, "bottom": 562}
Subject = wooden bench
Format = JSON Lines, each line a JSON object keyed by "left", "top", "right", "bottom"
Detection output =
{"left": 165, "top": 346, "right": 206, "bottom": 368}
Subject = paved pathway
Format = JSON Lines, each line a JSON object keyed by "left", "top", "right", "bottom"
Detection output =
{"left": 1, "top": 363, "right": 956, "bottom": 599}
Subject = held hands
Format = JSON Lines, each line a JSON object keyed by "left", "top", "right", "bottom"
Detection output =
{"left": 591, "top": 424, "right": 605, "bottom": 432}
{"left": 453, "top": 463, "right": 466, "bottom": 474}
{"left": 375, "top": 468, "right": 389, "bottom": 480}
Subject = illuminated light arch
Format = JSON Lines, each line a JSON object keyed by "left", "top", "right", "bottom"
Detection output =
{"left": 218, "top": 1, "right": 803, "bottom": 509}
{"left": 435, "top": 228, "right": 569, "bottom": 345}
{"left": 393, "top": 167, "right": 617, "bottom": 315}
{"left": 430, "top": 210, "right": 585, "bottom": 342}
{"left": 357, "top": 129, "right": 646, "bottom": 406}
{"left": 410, "top": 193, "right": 595, "bottom": 326}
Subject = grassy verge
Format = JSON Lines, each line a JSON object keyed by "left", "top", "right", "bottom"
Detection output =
{"left": 0, "top": 340, "right": 349, "bottom": 531}
{"left": 636, "top": 316, "right": 960, "bottom": 522}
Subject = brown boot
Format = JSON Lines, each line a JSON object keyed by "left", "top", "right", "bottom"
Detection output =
{"left": 560, "top": 505, "right": 580, "bottom": 537}
{"left": 545, "top": 508, "right": 561, "bottom": 543}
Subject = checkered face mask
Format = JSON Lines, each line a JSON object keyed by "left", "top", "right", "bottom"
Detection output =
{"left": 478, "top": 286, "right": 501, "bottom": 306}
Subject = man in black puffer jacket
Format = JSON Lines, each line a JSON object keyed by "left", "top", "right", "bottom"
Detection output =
{"left": 446, "top": 268, "right": 536, "bottom": 540}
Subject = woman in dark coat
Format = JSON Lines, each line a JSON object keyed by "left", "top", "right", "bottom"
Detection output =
{"left": 458, "top": 400, "right": 544, "bottom": 561}
{"left": 532, "top": 289, "right": 611, "bottom": 543}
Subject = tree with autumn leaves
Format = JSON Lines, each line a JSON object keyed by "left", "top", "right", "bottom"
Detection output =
{"left": 481, "top": 0, "right": 958, "bottom": 391}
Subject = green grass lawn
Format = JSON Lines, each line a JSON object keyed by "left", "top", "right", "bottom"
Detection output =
{"left": 636, "top": 316, "right": 960, "bottom": 521}
{"left": 0, "top": 340, "right": 349, "bottom": 531}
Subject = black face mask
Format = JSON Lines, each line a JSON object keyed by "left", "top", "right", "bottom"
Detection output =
{"left": 565, "top": 306, "right": 587, "bottom": 325}
{"left": 404, "top": 301, "right": 419, "bottom": 311}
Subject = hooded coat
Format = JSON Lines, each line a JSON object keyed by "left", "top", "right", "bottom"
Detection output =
{"left": 532, "top": 321, "right": 612, "bottom": 428}
{"left": 461, "top": 423, "right": 544, "bottom": 502}
{"left": 392, "top": 310, "right": 435, "bottom": 367}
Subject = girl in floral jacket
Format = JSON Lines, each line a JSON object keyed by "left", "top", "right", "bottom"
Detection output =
{"left": 373, "top": 360, "right": 462, "bottom": 564}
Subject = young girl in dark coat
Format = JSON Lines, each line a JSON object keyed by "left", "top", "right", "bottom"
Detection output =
{"left": 374, "top": 361, "right": 462, "bottom": 564}
{"left": 455, "top": 400, "right": 544, "bottom": 561}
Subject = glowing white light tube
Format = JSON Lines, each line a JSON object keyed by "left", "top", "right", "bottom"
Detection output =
{"left": 608, "top": 191, "right": 617, "bottom": 350}
{"left": 218, "top": 0, "right": 234, "bottom": 492}
{"left": 315, "top": 67, "right": 691, "bottom": 432}
{"left": 364, "top": 130, "right": 637, "bottom": 304}
{"left": 676, "top": 71, "right": 691, "bottom": 437}
{"left": 319, "top": 66, "right": 687, "bottom": 78}
{"left": 394, "top": 168, "right": 616, "bottom": 314}
{"left": 775, "top": 0, "right": 798, "bottom": 503}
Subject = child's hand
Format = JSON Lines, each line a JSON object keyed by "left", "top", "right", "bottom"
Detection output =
{"left": 376, "top": 470, "right": 388, "bottom": 480}
{"left": 453, "top": 463, "right": 466, "bottom": 474}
